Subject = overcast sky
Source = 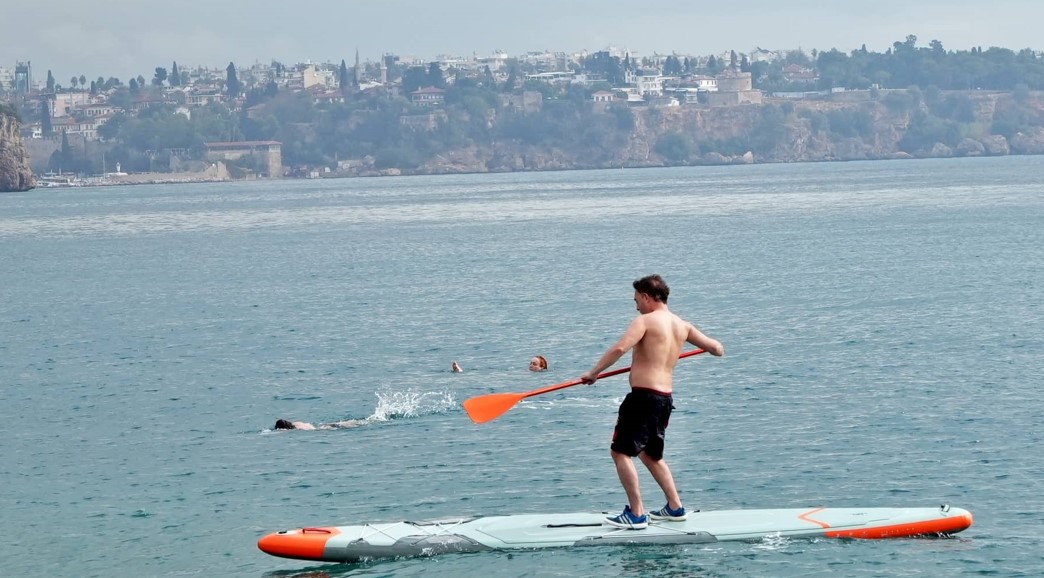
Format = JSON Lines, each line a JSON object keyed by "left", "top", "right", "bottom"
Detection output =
{"left": 3, "top": 0, "right": 1041, "bottom": 84}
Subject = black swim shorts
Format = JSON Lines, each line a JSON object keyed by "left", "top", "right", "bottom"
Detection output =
{"left": 610, "top": 387, "right": 675, "bottom": 459}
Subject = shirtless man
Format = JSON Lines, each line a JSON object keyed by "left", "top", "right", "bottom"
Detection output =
{"left": 580, "top": 274, "right": 724, "bottom": 530}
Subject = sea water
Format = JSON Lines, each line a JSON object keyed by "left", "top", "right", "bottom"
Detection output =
{"left": 1, "top": 157, "right": 1042, "bottom": 577}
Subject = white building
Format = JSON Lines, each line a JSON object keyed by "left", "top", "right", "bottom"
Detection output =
{"left": 52, "top": 92, "right": 93, "bottom": 117}
{"left": 0, "top": 67, "right": 13, "bottom": 91}
{"left": 634, "top": 74, "right": 664, "bottom": 97}
{"left": 692, "top": 75, "right": 718, "bottom": 91}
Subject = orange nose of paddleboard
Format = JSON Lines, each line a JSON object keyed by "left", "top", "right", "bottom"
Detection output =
{"left": 823, "top": 507, "right": 973, "bottom": 539}
{"left": 258, "top": 527, "right": 340, "bottom": 560}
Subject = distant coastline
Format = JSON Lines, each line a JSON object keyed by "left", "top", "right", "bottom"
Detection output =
{"left": 6, "top": 38, "right": 1044, "bottom": 183}
{"left": 26, "top": 144, "right": 1044, "bottom": 191}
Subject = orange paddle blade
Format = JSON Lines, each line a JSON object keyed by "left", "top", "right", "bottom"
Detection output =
{"left": 463, "top": 392, "right": 527, "bottom": 424}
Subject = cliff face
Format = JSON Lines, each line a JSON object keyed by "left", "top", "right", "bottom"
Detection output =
{"left": 0, "top": 112, "right": 35, "bottom": 192}
{"left": 408, "top": 90, "right": 1044, "bottom": 175}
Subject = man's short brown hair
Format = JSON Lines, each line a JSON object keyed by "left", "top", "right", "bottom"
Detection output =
{"left": 633, "top": 274, "right": 670, "bottom": 303}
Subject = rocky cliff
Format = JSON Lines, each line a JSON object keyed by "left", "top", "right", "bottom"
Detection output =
{"left": 0, "top": 111, "right": 34, "bottom": 192}
{"left": 405, "top": 89, "right": 1044, "bottom": 175}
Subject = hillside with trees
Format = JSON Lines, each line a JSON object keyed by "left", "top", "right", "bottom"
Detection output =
{"left": 8, "top": 35, "right": 1044, "bottom": 176}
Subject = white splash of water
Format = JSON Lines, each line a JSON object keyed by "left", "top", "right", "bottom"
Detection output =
{"left": 753, "top": 532, "right": 792, "bottom": 551}
{"left": 368, "top": 389, "right": 457, "bottom": 421}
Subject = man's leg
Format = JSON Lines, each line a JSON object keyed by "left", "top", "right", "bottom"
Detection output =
{"left": 612, "top": 449, "right": 644, "bottom": 516}
{"left": 639, "top": 452, "right": 682, "bottom": 510}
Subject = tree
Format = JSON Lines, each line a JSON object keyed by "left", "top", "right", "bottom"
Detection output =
{"left": 339, "top": 59, "right": 350, "bottom": 94}
{"left": 784, "top": 49, "right": 812, "bottom": 67}
{"left": 40, "top": 99, "right": 52, "bottom": 137}
{"left": 894, "top": 34, "right": 918, "bottom": 55}
{"left": 129, "top": 78, "right": 140, "bottom": 94}
{"left": 153, "top": 67, "right": 168, "bottom": 86}
{"left": 584, "top": 51, "right": 624, "bottom": 86}
{"left": 170, "top": 62, "right": 181, "bottom": 86}
{"left": 706, "top": 55, "right": 721, "bottom": 75}
{"left": 60, "top": 131, "right": 71, "bottom": 162}
{"left": 226, "top": 62, "right": 241, "bottom": 96}
{"left": 136, "top": 75, "right": 146, "bottom": 88}
{"left": 70, "top": 76, "right": 79, "bottom": 90}
{"left": 816, "top": 48, "right": 853, "bottom": 89}
{"left": 79, "top": 74, "right": 87, "bottom": 88}
{"left": 46, "top": 70, "right": 55, "bottom": 93}
{"left": 428, "top": 62, "right": 446, "bottom": 89}
{"left": 663, "top": 55, "right": 682, "bottom": 76}
{"left": 49, "top": 131, "right": 88, "bottom": 174}
{"left": 503, "top": 64, "right": 518, "bottom": 92}
{"left": 97, "top": 112, "right": 128, "bottom": 141}
{"left": 900, "top": 110, "right": 961, "bottom": 152}
{"left": 0, "top": 102, "right": 21, "bottom": 120}
{"left": 655, "top": 132, "right": 695, "bottom": 164}
{"left": 402, "top": 66, "right": 428, "bottom": 95}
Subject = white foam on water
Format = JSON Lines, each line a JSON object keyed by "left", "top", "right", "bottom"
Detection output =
{"left": 753, "top": 532, "right": 792, "bottom": 551}
{"left": 368, "top": 389, "right": 457, "bottom": 421}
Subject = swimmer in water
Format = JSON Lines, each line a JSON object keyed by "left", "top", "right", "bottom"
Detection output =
{"left": 273, "top": 418, "right": 365, "bottom": 431}
{"left": 528, "top": 355, "right": 548, "bottom": 372}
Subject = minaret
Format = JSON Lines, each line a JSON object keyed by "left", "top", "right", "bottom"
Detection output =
{"left": 380, "top": 55, "right": 388, "bottom": 85}
{"left": 354, "top": 48, "right": 361, "bottom": 87}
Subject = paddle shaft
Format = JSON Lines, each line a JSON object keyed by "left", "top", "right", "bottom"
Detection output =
{"left": 462, "top": 348, "right": 706, "bottom": 424}
{"left": 521, "top": 348, "right": 706, "bottom": 399}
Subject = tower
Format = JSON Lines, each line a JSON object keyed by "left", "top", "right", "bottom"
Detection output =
{"left": 354, "top": 48, "right": 361, "bottom": 87}
{"left": 15, "top": 61, "right": 32, "bottom": 95}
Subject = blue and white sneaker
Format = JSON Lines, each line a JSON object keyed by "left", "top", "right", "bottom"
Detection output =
{"left": 648, "top": 503, "right": 689, "bottom": 521}
{"left": 605, "top": 505, "right": 648, "bottom": 529}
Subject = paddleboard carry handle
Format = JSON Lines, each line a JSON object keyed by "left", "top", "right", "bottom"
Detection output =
{"left": 301, "top": 527, "right": 333, "bottom": 534}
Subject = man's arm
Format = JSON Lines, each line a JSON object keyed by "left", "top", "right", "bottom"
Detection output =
{"left": 581, "top": 316, "right": 646, "bottom": 384}
{"left": 686, "top": 323, "right": 724, "bottom": 356}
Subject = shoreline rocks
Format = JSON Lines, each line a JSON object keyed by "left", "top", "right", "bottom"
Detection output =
{"left": 0, "top": 112, "right": 35, "bottom": 192}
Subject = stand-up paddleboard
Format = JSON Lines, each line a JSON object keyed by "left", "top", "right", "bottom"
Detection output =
{"left": 258, "top": 505, "right": 972, "bottom": 562}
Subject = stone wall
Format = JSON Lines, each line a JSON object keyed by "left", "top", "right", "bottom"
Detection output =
{"left": 0, "top": 112, "right": 35, "bottom": 192}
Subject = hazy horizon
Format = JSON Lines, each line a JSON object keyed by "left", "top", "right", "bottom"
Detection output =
{"left": 3, "top": 0, "right": 1042, "bottom": 85}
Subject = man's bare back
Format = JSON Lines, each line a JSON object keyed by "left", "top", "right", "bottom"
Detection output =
{"left": 629, "top": 309, "right": 695, "bottom": 393}
{"left": 581, "top": 291, "right": 724, "bottom": 392}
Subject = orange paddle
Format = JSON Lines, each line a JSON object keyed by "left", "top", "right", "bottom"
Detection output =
{"left": 463, "top": 349, "right": 705, "bottom": 424}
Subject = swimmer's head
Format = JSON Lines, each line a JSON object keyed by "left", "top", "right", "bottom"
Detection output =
{"left": 274, "top": 419, "right": 296, "bottom": 430}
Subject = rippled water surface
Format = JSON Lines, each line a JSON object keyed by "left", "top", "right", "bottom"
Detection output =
{"left": 2, "top": 157, "right": 1042, "bottom": 577}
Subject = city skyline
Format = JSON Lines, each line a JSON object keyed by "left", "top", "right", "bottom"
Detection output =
{"left": 3, "top": 0, "right": 1042, "bottom": 85}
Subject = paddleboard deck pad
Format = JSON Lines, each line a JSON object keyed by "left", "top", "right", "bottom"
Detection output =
{"left": 258, "top": 505, "right": 972, "bottom": 562}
